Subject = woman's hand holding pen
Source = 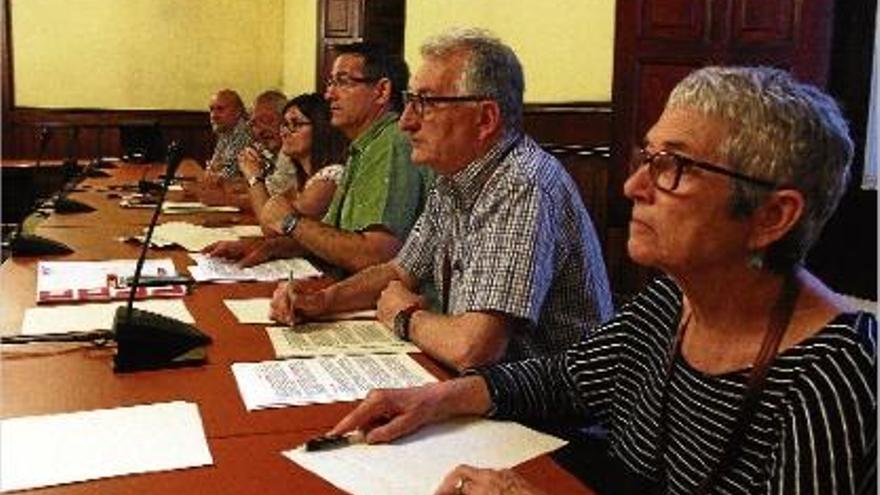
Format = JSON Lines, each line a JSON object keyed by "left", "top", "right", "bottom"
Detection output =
{"left": 328, "top": 376, "right": 494, "bottom": 445}
{"left": 327, "top": 384, "right": 451, "bottom": 445}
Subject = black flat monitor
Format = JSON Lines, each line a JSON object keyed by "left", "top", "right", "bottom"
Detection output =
{"left": 120, "top": 120, "right": 164, "bottom": 163}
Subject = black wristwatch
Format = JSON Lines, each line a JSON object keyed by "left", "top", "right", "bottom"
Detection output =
{"left": 393, "top": 304, "right": 421, "bottom": 341}
{"left": 280, "top": 212, "right": 299, "bottom": 236}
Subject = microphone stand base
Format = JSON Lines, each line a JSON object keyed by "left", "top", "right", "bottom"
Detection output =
{"left": 53, "top": 196, "right": 96, "bottom": 214}
{"left": 112, "top": 307, "right": 212, "bottom": 373}
{"left": 9, "top": 233, "right": 74, "bottom": 256}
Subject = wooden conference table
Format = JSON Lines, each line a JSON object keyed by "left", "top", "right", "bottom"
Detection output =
{"left": 0, "top": 160, "right": 594, "bottom": 494}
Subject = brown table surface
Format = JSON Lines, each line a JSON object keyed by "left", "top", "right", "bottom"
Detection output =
{"left": 37, "top": 159, "right": 254, "bottom": 228}
{"left": 0, "top": 162, "right": 594, "bottom": 494}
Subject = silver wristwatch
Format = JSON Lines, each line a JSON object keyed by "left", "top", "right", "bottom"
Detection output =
{"left": 247, "top": 174, "right": 265, "bottom": 188}
{"left": 280, "top": 212, "right": 299, "bottom": 236}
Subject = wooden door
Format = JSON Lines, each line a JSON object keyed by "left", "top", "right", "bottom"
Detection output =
{"left": 609, "top": 0, "right": 835, "bottom": 296}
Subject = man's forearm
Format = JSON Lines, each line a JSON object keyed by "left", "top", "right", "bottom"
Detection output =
{"left": 408, "top": 311, "right": 510, "bottom": 372}
{"left": 325, "top": 262, "right": 403, "bottom": 313}
{"left": 292, "top": 218, "right": 401, "bottom": 273}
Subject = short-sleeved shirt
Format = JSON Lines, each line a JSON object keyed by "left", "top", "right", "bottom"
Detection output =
{"left": 266, "top": 155, "right": 345, "bottom": 197}
{"left": 322, "top": 112, "right": 432, "bottom": 241}
{"left": 397, "top": 133, "right": 613, "bottom": 358}
{"left": 208, "top": 118, "right": 253, "bottom": 178}
{"left": 265, "top": 153, "right": 297, "bottom": 196}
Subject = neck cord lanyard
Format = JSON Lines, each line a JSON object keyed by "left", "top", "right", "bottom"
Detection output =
{"left": 441, "top": 135, "right": 523, "bottom": 313}
{"left": 658, "top": 273, "right": 800, "bottom": 494}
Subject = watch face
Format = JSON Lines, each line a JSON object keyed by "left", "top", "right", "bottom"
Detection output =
{"left": 282, "top": 213, "right": 298, "bottom": 235}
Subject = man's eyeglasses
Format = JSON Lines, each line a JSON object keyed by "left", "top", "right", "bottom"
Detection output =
{"left": 630, "top": 147, "right": 777, "bottom": 192}
{"left": 280, "top": 121, "right": 312, "bottom": 134}
{"left": 325, "top": 75, "right": 378, "bottom": 89}
{"left": 402, "top": 91, "right": 490, "bottom": 117}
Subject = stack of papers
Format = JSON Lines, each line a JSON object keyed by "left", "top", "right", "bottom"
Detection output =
{"left": 188, "top": 253, "right": 321, "bottom": 282}
{"left": 231, "top": 354, "right": 437, "bottom": 410}
{"left": 285, "top": 418, "right": 567, "bottom": 495}
{"left": 266, "top": 321, "right": 419, "bottom": 357}
{"left": 0, "top": 401, "right": 213, "bottom": 492}
{"left": 36, "top": 259, "right": 187, "bottom": 304}
{"left": 119, "top": 195, "right": 239, "bottom": 214}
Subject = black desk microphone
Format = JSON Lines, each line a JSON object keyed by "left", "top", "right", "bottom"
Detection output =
{"left": 111, "top": 141, "right": 212, "bottom": 373}
{"left": 7, "top": 126, "right": 74, "bottom": 256}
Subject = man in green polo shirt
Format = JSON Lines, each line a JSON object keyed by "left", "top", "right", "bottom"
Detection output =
{"left": 205, "top": 43, "right": 431, "bottom": 276}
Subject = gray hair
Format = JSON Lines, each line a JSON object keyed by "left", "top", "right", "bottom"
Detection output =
{"left": 216, "top": 89, "right": 246, "bottom": 114}
{"left": 667, "top": 66, "right": 853, "bottom": 272}
{"left": 420, "top": 27, "right": 524, "bottom": 130}
{"left": 254, "top": 90, "right": 287, "bottom": 115}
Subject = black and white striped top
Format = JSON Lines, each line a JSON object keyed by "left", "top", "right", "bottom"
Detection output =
{"left": 481, "top": 277, "right": 876, "bottom": 494}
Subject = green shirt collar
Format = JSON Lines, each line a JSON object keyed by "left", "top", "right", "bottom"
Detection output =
{"left": 349, "top": 112, "right": 400, "bottom": 156}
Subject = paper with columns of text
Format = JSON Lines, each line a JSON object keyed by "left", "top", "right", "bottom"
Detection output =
{"left": 285, "top": 417, "right": 567, "bottom": 495}
{"left": 0, "top": 401, "right": 213, "bottom": 492}
{"left": 266, "top": 321, "right": 419, "bottom": 358}
{"left": 231, "top": 354, "right": 437, "bottom": 410}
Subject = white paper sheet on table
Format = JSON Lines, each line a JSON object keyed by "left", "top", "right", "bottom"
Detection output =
{"left": 230, "top": 225, "right": 263, "bottom": 237}
{"left": 284, "top": 417, "right": 567, "bottom": 495}
{"left": 161, "top": 202, "right": 239, "bottom": 214}
{"left": 231, "top": 354, "right": 437, "bottom": 410}
{"left": 224, "top": 297, "right": 375, "bottom": 325}
{"left": 22, "top": 299, "right": 194, "bottom": 335}
{"left": 0, "top": 401, "right": 213, "bottom": 492}
{"left": 152, "top": 221, "right": 251, "bottom": 251}
{"left": 189, "top": 254, "right": 321, "bottom": 282}
{"left": 266, "top": 321, "right": 419, "bottom": 357}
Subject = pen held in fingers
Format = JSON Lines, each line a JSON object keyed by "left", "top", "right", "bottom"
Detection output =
{"left": 303, "top": 431, "right": 364, "bottom": 452}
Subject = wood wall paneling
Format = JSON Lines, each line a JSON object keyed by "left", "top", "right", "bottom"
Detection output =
{"left": 614, "top": 0, "right": 874, "bottom": 299}
{"left": 5, "top": 109, "right": 213, "bottom": 162}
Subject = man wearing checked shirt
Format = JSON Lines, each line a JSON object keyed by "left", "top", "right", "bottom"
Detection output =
{"left": 270, "top": 28, "right": 613, "bottom": 371}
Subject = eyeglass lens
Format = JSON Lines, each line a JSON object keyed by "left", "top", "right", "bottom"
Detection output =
{"left": 631, "top": 149, "right": 681, "bottom": 192}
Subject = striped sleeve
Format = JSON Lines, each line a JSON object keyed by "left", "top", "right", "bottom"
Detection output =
{"left": 479, "top": 277, "right": 681, "bottom": 423}
{"left": 772, "top": 313, "right": 877, "bottom": 495}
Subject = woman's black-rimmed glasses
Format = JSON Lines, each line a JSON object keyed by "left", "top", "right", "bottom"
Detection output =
{"left": 630, "top": 147, "right": 777, "bottom": 192}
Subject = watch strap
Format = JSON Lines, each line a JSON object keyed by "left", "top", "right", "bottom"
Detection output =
{"left": 394, "top": 303, "right": 421, "bottom": 341}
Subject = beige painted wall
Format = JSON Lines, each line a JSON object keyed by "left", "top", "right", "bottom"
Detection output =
{"left": 404, "top": 0, "right": 615, "bottom": 102}
{"left": 10, "top": 0, "right": 613, "bottom": 110}
{"left": 282, "top": 0, "right": 317, "bottom": 97}
{"left": 11, "top": 0, "right": 286, "bottom": 110}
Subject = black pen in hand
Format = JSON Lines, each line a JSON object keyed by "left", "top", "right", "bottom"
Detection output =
{"left": 303, "top": 430, "right": 365, "bottom": 452}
